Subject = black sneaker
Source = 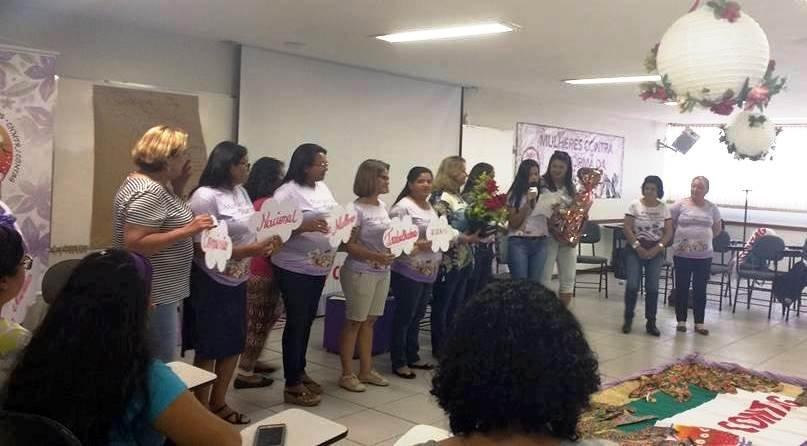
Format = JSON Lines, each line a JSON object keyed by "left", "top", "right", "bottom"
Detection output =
{"left": 646, "top": 321, "right": 661, "bottom": 337}
{"left": 622, "top": 319, "right": 632, "bottom": 334}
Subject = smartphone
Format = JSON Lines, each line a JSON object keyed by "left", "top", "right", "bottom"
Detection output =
{"left": 254, "top": 424, "right": 286, "bottom": 446}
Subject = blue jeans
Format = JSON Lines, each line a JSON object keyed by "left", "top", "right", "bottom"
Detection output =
{"left": 507, "top": 236, "right": 548, "bottom": 281}
{"left": 431, "top": 265, "right": 471, "bottom": 357}
{"left": 624, "top": 247, "right": 663, "bottom": 322}
{"left": 390, "top": 272, "right": 433, "bottom": 370}
{"left": 149, "top": 301, "right": 179, "bottom": 363}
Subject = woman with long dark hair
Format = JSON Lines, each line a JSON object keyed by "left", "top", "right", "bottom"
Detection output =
{"left": 3, "top": 249, "right": 240, "bottom": 446}
{"left": 430, "top": 156, "right": 480, "bottom": 358}
{"left": 185, "top": 142, "right": 278, "bottom": 424}
{"left": 461, "top": 163, "right": 496, "bottom": 300}
{"left": 538, "top": 151, "right": 579, "bottom": 306}
{"left": 0, "top": 221, "right": 32, "bottom": 388}
{"left": 389, "top": 167, "right": 442, "bottom": 379}
{"left": 271, "top": 143, "right": 337, "bottom": 406}
{"left": 234, "top": 157, "right": 287, "bottom": 388}
{"left": 506, "top": 159, "right": 547, "bottom": 281}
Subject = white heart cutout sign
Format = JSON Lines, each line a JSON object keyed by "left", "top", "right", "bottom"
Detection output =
{"left": 326, "top": 203, "right": 358, "bottom": 248}
{"left": 426, "top": 215, "right": 458, "bottom": 253}
{"left": 256, "top": 199, "right": 302, "bottom": 243}
{"left": 383, "top": 215, "right": 419, "bottom": 256}
{"left": 201, "top": 217, "right": 232, "bottom": 272}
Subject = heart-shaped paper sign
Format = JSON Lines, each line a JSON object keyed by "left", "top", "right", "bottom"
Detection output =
{"left": 326, "top": 203, "right": 358, "bottom": 248}
{"left": 256, "top": 199, "right": 302, "bottom": 243}
{"left": 383, "top": 215, "right": 419, "bottom": 256}
{"left": 201, "top": 217, "right": 232, "bottom": 272}
{"left": 426, "top": 215, "right": 458, "bottom": 253}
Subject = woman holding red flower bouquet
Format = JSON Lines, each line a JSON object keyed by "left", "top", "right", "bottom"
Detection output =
{"left": 461, "top": 163, "right": 498, "bottom": 299}
{"left": 429, "top": 156, "right": 481, "bottom": 358}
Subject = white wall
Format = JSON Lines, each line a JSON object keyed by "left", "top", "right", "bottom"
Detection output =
{"left": 0, "top": 6, "right": 238, "bottom": 96}
{"left": 239, "top": 47, "right": 462, "bottom": 204}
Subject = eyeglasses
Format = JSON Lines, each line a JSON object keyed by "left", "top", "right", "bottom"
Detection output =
{"left": 238, "top": 160, "right": 251, "bottom": 169}
{"left": 21, "top": 254, "right": 33, "bottom": 271}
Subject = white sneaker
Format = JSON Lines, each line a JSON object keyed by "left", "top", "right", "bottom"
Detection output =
{"left": 339, "top": 374, "right": 367, "bottom": 392}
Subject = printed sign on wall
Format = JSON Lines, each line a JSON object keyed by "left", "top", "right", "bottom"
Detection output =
{"left": 515, "top": 122, "right": 625, "bottom": 199}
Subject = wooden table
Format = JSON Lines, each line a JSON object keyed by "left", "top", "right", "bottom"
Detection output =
{"left": 241, "top": 409, "right": 348, "bottom": 446}
{"left": 166, "top": 361, "right": 217, "bottom": 390}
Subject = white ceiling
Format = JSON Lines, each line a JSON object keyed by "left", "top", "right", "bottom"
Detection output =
{"left": 7, "top": 0, "right": 807, "bottom": 123}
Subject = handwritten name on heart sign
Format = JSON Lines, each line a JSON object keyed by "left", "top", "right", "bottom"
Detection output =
{"left": 201, "top": 217, "right": 232, "bottom": 272}
{"left": 383, "top": 215, "right": 419, "bottom": 256}
{"left": 426, "top": 215, "right": 459, "bottom": 253}
{"left": 256, "top": 199, "right": 302, "bottom": 243}
{"left": 326, "top": 203, "right": 358, "bottom": 248}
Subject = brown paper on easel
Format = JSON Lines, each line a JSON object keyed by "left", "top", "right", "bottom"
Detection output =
{"left": 90, "top": 85, "right": 207, "bottom": 248}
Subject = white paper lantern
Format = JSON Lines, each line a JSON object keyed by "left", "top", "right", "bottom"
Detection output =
{"left": 724, "top": 111, "right": 777, "bottom": 159}
{"left": 656, "top": 5, "right": 770, "bottom": 103}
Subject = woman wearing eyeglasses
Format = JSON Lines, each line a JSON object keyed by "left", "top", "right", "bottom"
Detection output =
{"left": 184, "top": 142, "right": 279, "bottom": 425}
{"left": 0, "top": 222, "right": 33, "bottom": 388}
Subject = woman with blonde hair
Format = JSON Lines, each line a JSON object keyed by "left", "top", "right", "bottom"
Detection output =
{"left": 338, "top": 159, "right": 394, "bottom": 391}
{"left": 113, "top": 125, "right": 216, "bottom": 362}
{"left": 429, "top": 156, "right": 479, "bottom": 358}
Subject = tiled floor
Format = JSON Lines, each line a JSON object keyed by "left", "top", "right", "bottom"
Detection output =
{"left": 189, "top": 274, "right": 807, "bottom": 445}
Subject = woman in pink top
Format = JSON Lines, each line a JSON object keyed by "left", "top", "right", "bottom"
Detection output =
{"left": 234, "top": 157, "right": 286, "bottom": 389}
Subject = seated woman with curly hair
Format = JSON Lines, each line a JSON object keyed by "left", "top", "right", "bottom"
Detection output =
{"left": 421, "top": 279, "right": 615, "bottom": 446}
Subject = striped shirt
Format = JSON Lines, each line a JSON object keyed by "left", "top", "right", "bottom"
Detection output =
{"left": 113, "top": 175, "right": 194, "bottom": 305}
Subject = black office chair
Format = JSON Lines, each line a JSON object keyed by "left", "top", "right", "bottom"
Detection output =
{"left": 574, "top": 221, "right": 609, "bottom": 299}
{"left": 0, "top": 411, "right": 81, "bottom": 446}
{"left": 42, "top": 259, "right": 81, "bottom": 304}
{"left": 733, "top": 235, "right": 786, "bottom": 318}
{"left": 707, "top": 230, "right": 733, "bottom": 311}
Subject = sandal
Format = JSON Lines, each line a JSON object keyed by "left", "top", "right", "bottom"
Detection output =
{"left": 284, "top": 389, "right": 321, "bottom": 407}
{"left": 302, "top": 375, "right": 323, "bottom": 395}
{"left": 408, "top": 362, "right": 434, "bottom": 370}
{"left": 212, "top": 405, "right": 251, "bottom": 425}
{"left": 234, "top": 375, "right": 274, "bottom": 389}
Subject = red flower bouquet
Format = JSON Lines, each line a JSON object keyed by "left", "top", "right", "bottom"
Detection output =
{"left": 465, "top": 173, "right": 508, "bottom": 236}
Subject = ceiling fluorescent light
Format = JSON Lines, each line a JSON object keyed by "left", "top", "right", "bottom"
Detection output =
{"left": 376, "top": 22, "right": 514, "bottom": 43}
{"left": 564, "top": 75, "right": 661, "bottom": 85}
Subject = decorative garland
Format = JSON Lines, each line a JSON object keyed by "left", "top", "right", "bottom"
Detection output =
{"left": 718, "top": 114, "right": 783, "bottom": 161}
{"left": 639, "top": 1, "right": 787, "bottom": 115}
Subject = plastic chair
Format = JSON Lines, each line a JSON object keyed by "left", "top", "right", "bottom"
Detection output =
{"left": 574, "top": 221, "right": 609, "bottom": 299}
{"left": 0, "top": 411, "right": 81, "bottom": 446}
{"left": 733, "top": 235, "right": 786, "bottom": 318}
{"left": 707, "top": 231, "right": 733, "bottom": 311}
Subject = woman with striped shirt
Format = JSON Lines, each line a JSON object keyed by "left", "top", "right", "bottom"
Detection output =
{"left": 113, "top": 126, "right": 215, "bottom": 362}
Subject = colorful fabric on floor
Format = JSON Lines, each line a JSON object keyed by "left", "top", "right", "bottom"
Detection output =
{"left": 580, "top": 355, "right": 807, "bottom": 445}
